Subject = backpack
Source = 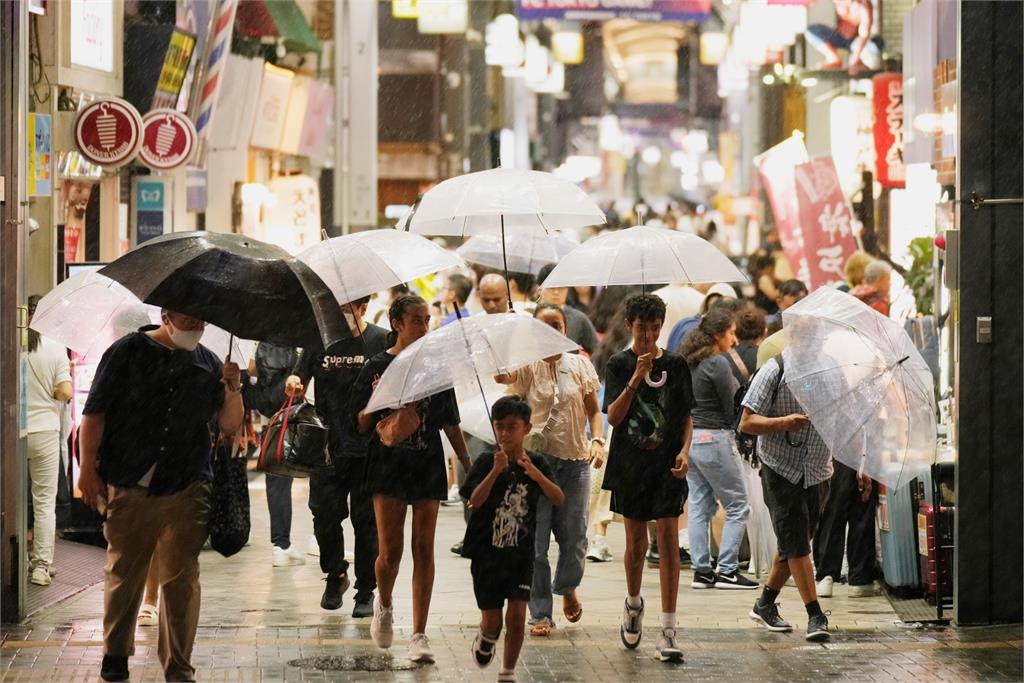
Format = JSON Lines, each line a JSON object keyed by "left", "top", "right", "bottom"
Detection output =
{"left": 732, "top": 353, "right": 785, "bottom": 465}
{"left": 244, "top": 343, "right": 300, "bottom": 418}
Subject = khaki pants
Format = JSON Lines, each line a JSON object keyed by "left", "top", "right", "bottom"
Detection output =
{"left": 27, "top": 431, "right": 61, "bottom": 568}
{"left": 103, "top": 481, "right": 210, "bottom": 682}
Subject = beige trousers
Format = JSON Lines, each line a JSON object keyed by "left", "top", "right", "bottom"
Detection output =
{"left": 102, "top": 480, "right": 210, "bottom": 682}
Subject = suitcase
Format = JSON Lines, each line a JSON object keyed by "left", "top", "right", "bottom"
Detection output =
{"left": 918, "top": 503, "right": 954, "bottom": 599}
{"left": 878, "top": 482, "right": 921, "bottom": 591}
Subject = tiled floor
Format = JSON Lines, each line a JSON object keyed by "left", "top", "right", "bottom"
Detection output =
{"left": 3, "top": 480, "right": 1021, "bottom": 682}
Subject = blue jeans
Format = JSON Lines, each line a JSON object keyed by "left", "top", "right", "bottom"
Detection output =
{"left": 266, "top": 473, "right": 293, "bottom": 549}
{"left": 687, "top": 429, "right": 749, "bottom": 575}
{"left": 529, "top": 456, "right": 591, "bottom": 621}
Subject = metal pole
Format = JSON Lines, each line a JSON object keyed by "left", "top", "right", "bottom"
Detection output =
{"left": 333, "top": 0, "right": 349, "bottom": 234}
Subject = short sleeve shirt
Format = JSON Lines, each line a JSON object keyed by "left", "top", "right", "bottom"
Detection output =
{"left": 509, "top": 354, "right": 600, "bottom": 460}
{"left": 26, "top": 337, "right": 71, "bottom": 433}
{"left": 741, "top": 357, "right": 832, "bottom": 486}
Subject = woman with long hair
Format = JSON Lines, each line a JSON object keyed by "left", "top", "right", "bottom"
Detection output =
{"left": 353, "top": 294, "right": 471, "bottom": 664}
{"left": 495, "top": 304, "right": 605, "bottom": 637}
{"left": 679, "top": 308, "right": 758, "bottom": 590}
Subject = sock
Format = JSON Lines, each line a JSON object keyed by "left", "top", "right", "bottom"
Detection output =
{"left": 626, "top": 594, "right": 643, "bottom": 609}
{"left": 661, "top": 612, "right": 676, "bottom": 630}
{"left": 805, "top": 600, "right": 823, "bottom": 617}
{"left": 759, "top": 585, "right": 780, "bottom": 608}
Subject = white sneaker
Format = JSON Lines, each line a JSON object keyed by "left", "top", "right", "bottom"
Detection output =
{"left": 653, "top": 627, "right": 684, "bottom": 663}
{"left": 816, "top": 576, "right": 834, "bottom": 598}
{"left": 586, "top": 537, "right": 613, "bottom": 562}
{"left": 273, "top": 545, "right": 305, "bottom": 567}
{"left": 29, "top": 564, "right": 51, "bottom": 586}
{"left": 678, "top": 528, "right": 690, "bottom": 551}
{"left": 619, "top": 597, "right": 644, "bottom": 650}
{"left": 849, "top": 582, "right": 878, "bottom": 598}
{"left": 307, "top": 535, "right": 320, "bottom": 557}
{"left": 371, "top": 595, "right": 394, "bottom": 649}
{"left": 407, "top": 632, "right": 435, "bottom": 663}
{"left": 137, "top": 603, "right": 159, "bottom": 627}
{"left": 441, "top": 484, "right": 461, "bottom": 506}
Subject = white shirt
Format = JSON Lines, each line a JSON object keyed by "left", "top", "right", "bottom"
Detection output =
{"left": 25, "top": 337, "right": 71, "bottom": 434}
{"left": 653, "top": 284, "right": 705, "bottom": 348}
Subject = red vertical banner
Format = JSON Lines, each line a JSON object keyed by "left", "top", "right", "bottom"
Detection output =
{"left": 793, "top": 157, "right": 859, "bottom": 288}
{"left": 755, "top": 134, "right": 812, "bottom": 285}
{"left": 872, "top": 73, "right": 905, "bottom": 188}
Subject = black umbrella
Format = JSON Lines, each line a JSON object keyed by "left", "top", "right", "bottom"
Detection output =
{"left": 100, "top": 231, "right": 348, "bottom": 349}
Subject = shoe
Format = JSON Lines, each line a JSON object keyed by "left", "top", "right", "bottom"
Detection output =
{"left": 29, "top": 564, "right": 51, "bottom": 586}
{"left": 619, "top": 597, "right": 644, "bottom": 650}
{"left": 678, "top": 547, "right": 691, "bottom": 568}
{"left": 451, "top": 541, "right": 464, "bottom": 556}
{"left": 320, "top": 573, "right": 350, "bottom": 610}
{"left": 691, "top": 569, "right": 716, "bottom": 589}
{"left": 272, "top": 545, "right": 305, "bottom": 567}
{"left": 100, "top": 654, "right": 129, "bottom": 682}
{"left": 407, "top": 632, "right": 435, "bottom": 663}
{"left": 471, "top": 631, "right": 497, "bottom": 668}
{"left": 849, "top": 582, "right": 877, "bottom": 598}
{"left": 805, "top": 612, "right": 830, "bottom": 642}
{"left": 816, "top": 576, "right": 834, "bottom": 598}
{"left": 748, "top": 600, "right": 793, "bottom": 632}
{"left": 653, "top": 627, "right": 684, "bottom": 663}
{"left": 645, "top": 544, "right": 660, "bottom": 568}
{"left": 497, "top": 670, "right": 518, "bottom": 683}
{"left": 586, "top": 537, "right": 612, "bottom": 562}
{"left": 352, "top": 591, "right": 374, "bottom": 618}
{"left": 307, "top": 534, "right": 320, "bottom": 557}
{"left": 370, "top": 595, "right": 394, "bottom": 649}
{"left": 715, "top": 570, "right": 759, "bottom": 590}
{"left": 137, "top": 603, "right": 159, "bottom": 627}
{"left": 441, "top": 485, "right": 461, "bottom": 506}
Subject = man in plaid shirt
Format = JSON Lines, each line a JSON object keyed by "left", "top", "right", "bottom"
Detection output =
{"left": 740, "top": 355, "right": 833, "bottom": 642}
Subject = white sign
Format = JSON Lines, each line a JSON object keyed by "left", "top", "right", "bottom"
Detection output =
{"left": 264, "top": 175, "right": 321, "bottom": 255}
{"left": 70, "top": 0, "right": 114, "bottom": 72}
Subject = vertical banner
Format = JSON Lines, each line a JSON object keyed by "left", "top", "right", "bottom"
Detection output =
{"left": 134, "top": 177, "right": 171, "bottom": 245}
{"left": 340, "top": 0, "right": 378, "bottom": 230}
{"left": 28, "top": 113, "right": 52, "bottom": 197}
{"left": 793, "top": 157, "right": 859, "bottom": 289}
{"left": 872, "top": 73, "right": 906, "bottom": 188}
{"left": 755, "top": 133, "right": 811, "bottom": 285}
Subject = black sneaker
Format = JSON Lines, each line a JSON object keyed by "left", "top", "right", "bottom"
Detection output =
{"left": 645, "top": 542, "right": 660, "bottom": 568}
{"left": 352, "top": 590, "right": 374, "bottom": 618}
{"left": 678, "top": 547, "right": 691, "bottom": 568}
{"left": 471, "top": 631, "right": 498, "bottom": 668}
{"left": 715, "top": 570, "right": 759, "bottom": 590}
{"left": 805, "top": 612, "right": 830, "bottom": 642}
{"left": 320, "top": 573, "right": 350, "bottom": 610}
{"left": 100, "top": 654, "right": 129, "bottom": 682}
{"left": 691, "top": 569, "right": 716, "bottom": 589}
{"left": 451, "top": 541, "right": 464, "bottom": 556}
{"left": 748, "top": 600, "right": 793, "bottom": 632}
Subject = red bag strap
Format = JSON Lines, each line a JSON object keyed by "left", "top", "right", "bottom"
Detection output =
{"left": 259, "top": 394, "right": 296, "bottom": 468}
{"left": 275, "top": 394, "right": 296, "bottom": 460}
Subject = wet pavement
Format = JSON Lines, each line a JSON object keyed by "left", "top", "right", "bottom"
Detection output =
{"left": 2, "top": 479, "right": 1021, "bottom": 682}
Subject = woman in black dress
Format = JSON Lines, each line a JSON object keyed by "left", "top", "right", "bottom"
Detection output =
{"left": 353, "top": 295, "right": 471, "bottom": 663}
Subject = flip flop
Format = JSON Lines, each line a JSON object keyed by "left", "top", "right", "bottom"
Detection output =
{"left": 562, "top": 593, "right": 583, "bottom": 623}
{"left": 529, "top": 620, "right": 552, "bottom": 637}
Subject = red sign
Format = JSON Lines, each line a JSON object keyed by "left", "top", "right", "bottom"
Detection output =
{"left": 873, "top": 73, "right": 905, "bottom": 188}
{"left": 793, "top": 157, "right": 859, "bottom": 289}
{"left": 139, "top": 109, "right": 197, "bottom": 171}
{"left": 73, "top": 98, "right": 143, "bottom": 168}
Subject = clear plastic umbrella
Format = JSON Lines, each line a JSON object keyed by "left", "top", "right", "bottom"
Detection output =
{"left": 781, "top": 287, "right": 937, "bottom": 490}
{"left": 30, "top": 271, "right": 256, "bottom": 365}
{"left": 540, "top": 224, "right": 747, "bottom": 290}
{"left": 297, "top": 229, "right": 464, "bottom": 305}
{"left": 365, "top": 313, "right": 579, "bottom": 416}
{"left": 456, "top": 232, "right": 578, "bottom": 275}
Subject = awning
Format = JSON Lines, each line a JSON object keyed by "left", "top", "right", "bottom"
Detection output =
{"left": 236, "top": 0, "right": 321, "bottom": 54}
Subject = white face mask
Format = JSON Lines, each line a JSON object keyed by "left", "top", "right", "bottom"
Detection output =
{"left": 343, "top": 311, "right": 356, "bottom": 330}
{"left": 167, "top": 321, "right": 204, "bottom": 351}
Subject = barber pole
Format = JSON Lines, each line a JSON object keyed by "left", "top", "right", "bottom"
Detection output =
{"left": 191, "top": 0, "right": 237, "bottom": 162}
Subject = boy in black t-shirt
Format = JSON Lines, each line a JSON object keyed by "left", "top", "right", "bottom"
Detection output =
{"left": 460, "top": 396, "right": 564, "bottom": 682}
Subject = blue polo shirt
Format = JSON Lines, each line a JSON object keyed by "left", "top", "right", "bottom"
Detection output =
{"left": 83, "top": 326, "right": 224, "bottom": 495}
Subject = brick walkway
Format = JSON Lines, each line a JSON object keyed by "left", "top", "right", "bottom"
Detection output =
{"left": 3, "top": 480, "right": 1021, "bottom": 682}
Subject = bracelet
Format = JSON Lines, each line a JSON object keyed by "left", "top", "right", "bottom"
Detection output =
{"left": 591, "top": 437, "right": 606, "bottom": 446}
{"left": 625, "top": 383, "right": 638, "bottom": 393}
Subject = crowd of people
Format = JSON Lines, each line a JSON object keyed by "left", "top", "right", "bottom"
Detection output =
{"left": 25, "top": 236, "right": 909, "bottom": 683}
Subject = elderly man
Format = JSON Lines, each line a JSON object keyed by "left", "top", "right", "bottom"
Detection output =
{"left": 78, "top": 309, "right": 244, "bottom": 682}
{"left": 850, "top": 260, "right": 891, "bottom": 316}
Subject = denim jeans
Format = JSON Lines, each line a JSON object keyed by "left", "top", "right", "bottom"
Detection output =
{"left": 265, "top": 473, "right": 293, "bottom": 550}
{"left": 529, "top": 456, "right": 591, "bottom": 621}
{"left": 687, "top": 429, "right": 749, "bottom": 574}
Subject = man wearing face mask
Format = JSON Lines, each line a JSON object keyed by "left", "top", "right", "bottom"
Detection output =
{"left": 77, "top": 309, "right": 243, "bottom": 683}
{"left": 285, "top": 295, "right": 388, "bottom": 618}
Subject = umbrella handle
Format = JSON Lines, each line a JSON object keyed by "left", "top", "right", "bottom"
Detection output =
{"left": 226, "top": 333, "right": 234, "bottom": 364}
{"left": 644, "top": 371, "right": 667, "bottom": 388}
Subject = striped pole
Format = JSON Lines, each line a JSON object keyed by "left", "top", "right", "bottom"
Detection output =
{"left": 191, "top": 0, "right": 237, "bottom": 164}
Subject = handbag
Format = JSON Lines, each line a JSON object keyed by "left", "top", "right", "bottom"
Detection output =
{"left": 257, "top": 394, "right": 329, "bottom": 477}
{"left": 376, "top": 404, "right": 423, "bottom": 448}
{"left": 208, "top": 437, "right": 250, "bottom": 558}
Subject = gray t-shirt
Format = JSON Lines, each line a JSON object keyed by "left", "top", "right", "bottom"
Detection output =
{"left": 564, "top": 305, "right": 599, "bottom": 355}
{"left": 690, "top": 353, "right": 739, "bottom": 430}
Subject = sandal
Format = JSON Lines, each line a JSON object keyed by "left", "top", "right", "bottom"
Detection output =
{"left": 137, "top": 604, "right": 158, "bottom": 627}
{"left": 529, "top": 619, "right": 553, "bottom": 637}
{"left": 562, "top": 592, "right": 583, "bottom": 623}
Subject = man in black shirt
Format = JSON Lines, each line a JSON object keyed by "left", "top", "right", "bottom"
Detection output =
{"left": 287, "top": 295, "right": 387, "bottom": 617}
{"left": 78, "top": 309, "right": 244, "bottom": 683}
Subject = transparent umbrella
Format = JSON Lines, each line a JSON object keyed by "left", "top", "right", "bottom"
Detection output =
{"left": 365, "top": 313, "right": 579, "bottom": 421}
{"left": 540, "top": 224, "right": 746, "bottom": 290}
{"left": 781, "top": 287, "right": 937, "bottom": 490}
{"left": 297, "top": 229, "right": 464, "bottom": 306}
{"left": 456, "top": 232, "right": 578, "bottom": 275}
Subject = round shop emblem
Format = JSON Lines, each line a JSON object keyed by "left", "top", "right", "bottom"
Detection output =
{"left": 140, "top": 109, "right": 197, "bottom": 171}
{"left": 73, "top": 98, "right": 144, "bottom": 169}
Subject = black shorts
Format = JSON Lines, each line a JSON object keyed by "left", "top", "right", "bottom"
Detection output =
{"left": 470, "top": 556, "right": 533, "bottom": 611}
{"left": 760, "top": 464, "right": 830, "bottom": 561}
